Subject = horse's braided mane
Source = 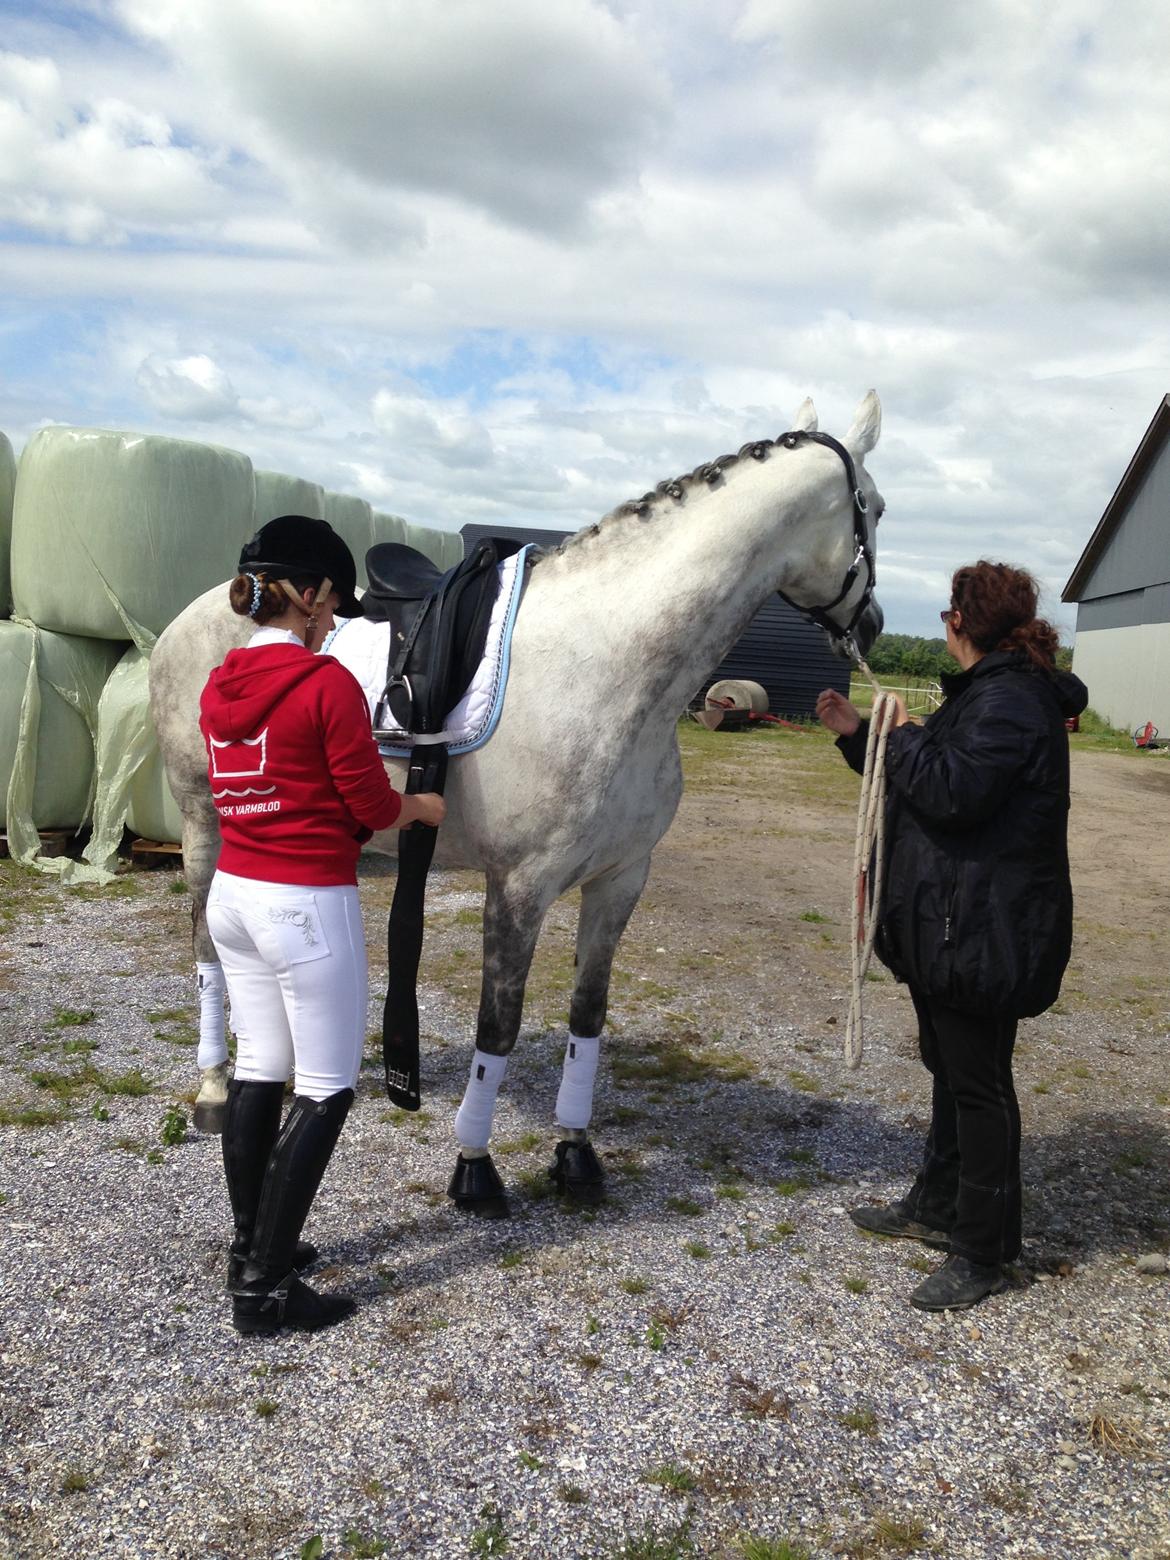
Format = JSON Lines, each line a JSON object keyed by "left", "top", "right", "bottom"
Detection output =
{"left": 548, "top": 432, "right": 799, "bottom": 557}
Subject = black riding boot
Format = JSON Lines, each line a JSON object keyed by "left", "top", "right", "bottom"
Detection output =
{"left": 221, "top": 1079, "right": 318, "bottom": 1289}
{"left": 232, "top": 1088, "right": 356, "bottom": 1336}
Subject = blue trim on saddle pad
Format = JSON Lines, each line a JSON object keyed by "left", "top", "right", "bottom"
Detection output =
{"left": 374, "top": 542, "right": 534, "bottom": 759}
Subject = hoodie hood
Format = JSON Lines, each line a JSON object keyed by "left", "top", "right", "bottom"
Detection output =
{"left": 1049, "top": 667, "right": 1089, "bottom": 719}
{"left": 200, "top": 645, "right": 332, "bottom": 741}
{"left": 943, "top": 650, "right": 1089, "bottom": 719}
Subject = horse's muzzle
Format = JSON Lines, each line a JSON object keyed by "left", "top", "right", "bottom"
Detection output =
{"left": 830, "top": 598, "right": 883, "bottom": 662}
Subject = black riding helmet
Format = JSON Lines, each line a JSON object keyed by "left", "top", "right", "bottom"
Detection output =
{"left": 238, "top": 515, "right": 362, "bottom": 618}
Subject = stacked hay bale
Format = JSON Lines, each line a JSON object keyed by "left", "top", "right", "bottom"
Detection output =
{"left": 0, "top": 425, "right": 460, "bottom": 873}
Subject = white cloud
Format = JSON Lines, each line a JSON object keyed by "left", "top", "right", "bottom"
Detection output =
{"left": 136, "top": 352, "right": 238, "bottom": 419}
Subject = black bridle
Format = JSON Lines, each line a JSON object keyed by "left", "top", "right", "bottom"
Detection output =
{"left": 774, "top": 429, "right": 876, "bottom": 654}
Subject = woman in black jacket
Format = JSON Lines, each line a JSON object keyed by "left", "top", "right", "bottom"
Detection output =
{"left": 817, "top": 561, "right": 1088, "bottom": 1311}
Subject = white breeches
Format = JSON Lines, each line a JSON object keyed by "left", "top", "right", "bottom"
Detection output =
{"left": 206, "top": 870, "right": 367, "bottom": 1101}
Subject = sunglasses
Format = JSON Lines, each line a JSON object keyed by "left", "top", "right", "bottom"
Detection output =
{"left": 939, "top": 608, "right": 956, "bottom": 624}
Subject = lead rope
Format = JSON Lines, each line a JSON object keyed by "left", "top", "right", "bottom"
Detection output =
{"left": 845, "top": 658, "right": 896, "bottom": 1070}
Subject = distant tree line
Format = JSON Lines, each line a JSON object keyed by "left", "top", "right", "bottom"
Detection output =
{"left": 867, "top": 633, "right": 1072, "bottom": 681}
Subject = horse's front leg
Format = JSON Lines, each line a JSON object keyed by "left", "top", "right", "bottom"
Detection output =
{"left": 448, "top": 870, "right": 552, "bottom": 1218}
{"left": 547, "top": 853, "right": 652, "bottom": 1203}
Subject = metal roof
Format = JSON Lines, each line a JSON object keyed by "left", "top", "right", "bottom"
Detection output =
{"left": 1062, "top": 394, "right": 1170, "bottom": 602}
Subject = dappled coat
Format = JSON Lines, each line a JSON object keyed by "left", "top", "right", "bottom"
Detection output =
{"left": 839, "top": 651, "right": 1089, "bottom": 1017}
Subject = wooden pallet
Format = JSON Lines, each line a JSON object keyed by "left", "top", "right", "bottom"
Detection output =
{"left": 130, "top": 838, "right": 183, "bottom": 869}
{"left": 0, "top": 829, "right": 70, "bottom": 860}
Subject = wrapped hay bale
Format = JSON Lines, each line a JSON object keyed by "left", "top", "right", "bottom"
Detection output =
{"left": 0, "top": 621, "right": 124, "bottom": 841}
{"left": 84, "top": 647, "right": 168, "bottom": 870}
{"left": 372, "top": 509, "right": 408, "bottom": 547}
{"left": 323, "top": 492, "right": 374, "bottom": 589}
{"left": 11, "top": 427, "right": 254, "bottom": 643}
{"left": 404, "top": 520, "right": 461, "bottom": 570}
{"left": 126, "top": 742, "right": 183, "bottom": 845}
{"left": 0, "top": 432, "right": 15, "bottom": 618}
{"left": 254, "top": 470, "right": 325, "bottom": 528}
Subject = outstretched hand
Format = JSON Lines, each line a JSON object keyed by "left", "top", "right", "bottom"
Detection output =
{"left": 815, "top": 687, "right": 861, "bottom": 736}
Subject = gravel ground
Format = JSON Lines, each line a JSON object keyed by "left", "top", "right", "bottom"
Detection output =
{"left": 1, "top": 728, "right": 1168, "bottom": 1560}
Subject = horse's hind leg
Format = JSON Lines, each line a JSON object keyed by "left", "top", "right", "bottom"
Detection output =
{"left": 448, "top": 870, "right": 552, "bottom": 1217}
{"left": 551, "top": 854, "right": 652, "bottom": 1203}
{"left": 181, "top": 802, "right": 230, "bottom": 1132}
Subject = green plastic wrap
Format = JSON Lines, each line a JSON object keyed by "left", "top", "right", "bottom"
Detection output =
{"left": 0, "top": 622, "right": 124, "bottom": 857}
{"left": 254, "top": 470, "right": 325, "bottom": 529}
{"left": 11, "top": 427, "right": 254, "bottom": 645}
{"left": 404, "top": 520, "right": 461, "bottom": 570}
{"left": 323, "top": 492, "right": 374, "bottom": 589}
{"left": 82, "top": 648, "right": 160, "bottom": 875}
{"left": 372, "top": 509, "right": 408, "bottom": 547}
{"left": 126, "top": 742, "right": 183, "bottom": 845}
{"left": 0, "top": 432, "right": 14, "bottom": 618}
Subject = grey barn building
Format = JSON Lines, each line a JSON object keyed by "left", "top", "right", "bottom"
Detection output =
{"left": 1063, "top": 396, "right": 1170, "bottom": 735}
{"left": 460, "top": 522, "right": 851, "bottom": 717}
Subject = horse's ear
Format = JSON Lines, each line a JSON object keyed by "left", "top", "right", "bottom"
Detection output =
{"left": 792, "top": 398, "right": 818, "bottom": 432}
{"left": 845, "top": 391, "right": 881, "bottom": 456}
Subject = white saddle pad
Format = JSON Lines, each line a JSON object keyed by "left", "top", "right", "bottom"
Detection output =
{"left": 324, "top": 546, "right": 530, "bottom": 756}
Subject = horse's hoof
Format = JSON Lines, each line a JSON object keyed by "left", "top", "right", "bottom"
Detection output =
{"left": 549, "top": 1139, "right": 606, "bottom": 1205}
{"left": 447, "top": 1153, "right": 510, "bottom": 1219}
{"left": 192, "top": 1060, "right": 231, "bottom": 1134}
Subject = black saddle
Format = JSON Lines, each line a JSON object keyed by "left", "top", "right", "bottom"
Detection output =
{"left": 365, "top": 534, "right": 525, "bottom": 1113}
{"left": 364, "top": 536, "right": 522, "bottom": 738}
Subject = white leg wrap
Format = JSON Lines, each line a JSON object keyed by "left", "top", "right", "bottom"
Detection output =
{"left": 555, "top": 1034, "right": 600, "bottom": 1132}
{"left": 195, "top": 961, "right": 229, "bottom": 1070}
{"left": 453, "top": 1049, "right": 508, "bottom": 1151}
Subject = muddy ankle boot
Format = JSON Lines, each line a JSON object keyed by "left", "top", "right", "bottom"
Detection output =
{"left": 231, "top": 1088, "right": 355, "bottom": 1335}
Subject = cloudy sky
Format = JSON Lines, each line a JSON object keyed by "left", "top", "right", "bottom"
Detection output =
{"left": 2, "top": 0, "right": 1168, "bottom": 636}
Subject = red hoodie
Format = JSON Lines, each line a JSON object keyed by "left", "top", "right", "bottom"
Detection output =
{"left": 199, "top": 643, "right": 402, "bottom": 886}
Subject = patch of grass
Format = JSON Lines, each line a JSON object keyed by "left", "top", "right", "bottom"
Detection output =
{"left": 773, "top": 1176, "right": 812, "bottom": 1196}
{"left": 499, "top": 1250, "right": 528, "bottom": 1270}
{"left": 785, "top": 1071, "right": 819, "bottom": 1094}
{"left": 731, "top": 1374, "right": 791, "bottom": 1421}
{"left": 61, "top": 1036, "right": 98, "bottom": 1055}
{"left": 558, "top": 1484, "right": 588, "bottom": 1504}
{"left": 683, "top": 1241, "right": 712, "bottom": 1261}
{"left": 576, "top": 1352, "right": 602, "bottom": 1371}
{"left": 839, "top": 1406, "right": 878, "bottom": 1437}
{"left": 646, "top": 1320, "right": 667, "bottom": 1352}
{"left": 254, "top": 1398, "right": 278, "bottom": 1418}
{"left": 843, "top": 1276, "right": 869, "bottom": 1295}
{"left": 643, "top": 1462, "right": 698, "bottom": 1494}
{"left": 517, "top": 1450, "right": 543, "bottom": 1471}
{"left": 666, "top": 1195, "right": 704, "bottom": 1216}
{"left": 788, "top": 1147, "right": 816, "bottom": 1164}
{"left": 381, "top": 1107, "right": 435, "bottom": 1129}
{"left": 0, "top": 1101, "right": 69, "bottom": 1127}
{"left": 716, "top": 1183, "right": 746, "bottom": 1201}
{"left": 868, "top": 1514, "right": 927, "bottom": 1552}
{"left": 798, "top": 910, "right": 829, "bottom": 924}
{"left": 515, "top": 1167, "right": 554, "bottom": 1201}
{"left": 734, "top": 1539, "right": 811, "bottom": 1560}
{"left": 769, "top": 1221, "right": 797, "bottom": 1240}
{"left": 60, "top": 1468, "right": 89, "bottom": 1493}
{"left": 610, "top": 1035, "right": 755, "bottom": 1088}
{"left": 619, "top": 1275, "right": 650, "bottom": 1295}
{"left": 342, "top": 1531, "right": 388, "bottom": 1559}
{"left": 98, "top": 1068, "right": 152, "bottom": 1097}
{"left": 28, "top": 1066, "right": 95, "bottom": 1099}
{"left": 49, "top": 1007, "right": 96, "bottom": 1029}
{"left": 611, "top": 1513, "right": 695, "bottom": 1559}
{"left": 495, "top": 1131, "right": 543, "bottom": 1154}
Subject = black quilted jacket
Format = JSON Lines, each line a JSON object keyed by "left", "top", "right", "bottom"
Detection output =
{"left": 839, "top": 651, "right": 1089, "bottom": 1017}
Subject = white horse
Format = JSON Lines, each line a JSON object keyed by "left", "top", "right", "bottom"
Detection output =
{"left": 150, "top": 392, "right": 884, "bottom": 1213}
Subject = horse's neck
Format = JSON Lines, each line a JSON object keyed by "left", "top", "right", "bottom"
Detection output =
{"left": 535, "top": 459, "right": 835, "bottom": 716}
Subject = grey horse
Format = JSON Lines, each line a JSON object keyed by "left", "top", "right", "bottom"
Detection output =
{"left": 150, "top": 392, "right": 884, "bottom": 1212}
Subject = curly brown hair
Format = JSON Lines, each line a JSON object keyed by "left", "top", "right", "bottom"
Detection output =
{"left": 950, "top": 560, "right": 1060, "bottom": 670}
{"left": 228, "top": 571, "right": 321, "bottom": 626}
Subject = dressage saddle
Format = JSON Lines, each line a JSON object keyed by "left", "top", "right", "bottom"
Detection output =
{"left": 364, "top": 535, "right": 523, "bottom": 1110}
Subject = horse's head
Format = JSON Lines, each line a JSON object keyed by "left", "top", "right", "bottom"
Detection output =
{"left": 776, "top": 390, "right": 884, "bottom": 664}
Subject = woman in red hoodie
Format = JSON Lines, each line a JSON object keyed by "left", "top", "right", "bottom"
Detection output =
{"left": 200, "top": 515, "right": 444, "bottom": 1335}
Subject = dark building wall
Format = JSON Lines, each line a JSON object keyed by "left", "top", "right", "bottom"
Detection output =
{"left": 1079, "top": 437, "right": 1170, "bottom": 605}
{"left": 460, "top": 522, "right": 849, "bottom": 718}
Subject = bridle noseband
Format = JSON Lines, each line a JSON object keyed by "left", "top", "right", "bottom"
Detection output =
{"left": 774, "top": 429, "right": 875, "bottom": 656}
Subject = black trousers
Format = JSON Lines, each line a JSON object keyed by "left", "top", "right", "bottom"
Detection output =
{"left": 901, "top": 990, "right": 1021, "bottom": 1266}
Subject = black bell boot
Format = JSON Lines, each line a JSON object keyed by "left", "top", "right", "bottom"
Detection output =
{"left": 548, "top": 1138, "right": 606, "bottom": 1204}
{"left": 447, "top": 1152, "right": 509, "bottom": 1218}
{"left": 232, "top": 1089, "right": 356, "bottom": 1336}
{"left": 221, "top": 1079, "right": 318, "bottom": 1290}
{"left": 909, "top": 1254, "right": 1008, "bottom": 1312}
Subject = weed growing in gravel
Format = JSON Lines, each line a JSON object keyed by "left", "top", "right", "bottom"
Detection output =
{"left": 28, "top": 1065, "right": 94, "bottom": 1099}
{"left": 558, "top": 1485, "right": 588, "bottom": 1503}
{"left": 1087, "top": 1412, "right": 1156, "bottom": 1457}
{"left": 60, "top": 1468, "right": 89, "bottom": 1492}
{"left": 769, "top": 1221, "right": 797, "bottom": 1240}
{"left": 610, "top": 1513, "right": 695, "bottom": 1558}
{"left": 683, "top": 1241, "right": 711, "bottom": 1260}
{"left": 646, "top": 1320, "right": 667, "bottom": 1351}
{"left": 160, "top": 1107, "right": 187, "bottom": 1146}
{"left": 982, "top": 1482, "right": 1030, "bottom": 1514}
{"left": 499, "top": 1250, "right": 527, "bottom": 1270}
{"left": 716, "top": 1183, "right": 746, "bottom": 1201}
{"left": 299, "top": 1539, "right": 324, "bottom": 1560}
{"left": 516, "top": 1167, "right": 554, "bottom": 1201}
{"left": 342, "top": 1530, "right": 388, "bottom": 1558}
{"left": 731, "top": 1374, "right": 792, "bottom": 1420}
{"left": 61, "top": 1036, "right": 98, "bottom": 1055}
{"left": 620, "top": 1275, "right": 650, "bottom": 1295}
{"left": 843, "top": 1276, "right": 869, "bottom": 1295}
{"left": 586, "top": 1315, "right": 600, "bottom": 1335}
{"left": 425, "top": 1384, "right": 457, "bottom": 1405}
{"left": 644, "top": 1462, "right": 698, "bottom": 1494}
{"left": 517, "top": 1451, "right": 543, "bottom": 1471}
{"left": 906, "top": 1254, "right": 934, "bottom": 1274}
{"left": 577, "top": 1352, "right": 602, "bottom": 1371}
{"left": 785, "top": 1071, "right": 819, "bottom": 1093}
{"left": 866, "top": 1514, "right": 927, "bottom": 1552}
{"left": 99, "top": 1068, "right": 152, "bottom": 1097}
{"left": 469, "top": 1504, "right": 509, "bottom": 1556}
{"left": 50, "top": 1007, "right": 95, "bottom": 1028}
{"left": 665, "top": 1196, "right": 703, "bottom": 1215}
{"left": 254, "top": 1399, "right": 278, "bottom": 1418}
{"left": 773, "top": 1176, "right": 812, "bottom": 1196}
{"left": 0, "top": 1102, "right": 69, "bottom": 1127}
{"left": 495, "top": 1131, "right": 542, "bottom": 1154}
{"left": 839, "top": 1406, "right": 878, "bottom": 1437}
{"left": 734, "top": 1539, "right": 811, "bottom": 1560}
